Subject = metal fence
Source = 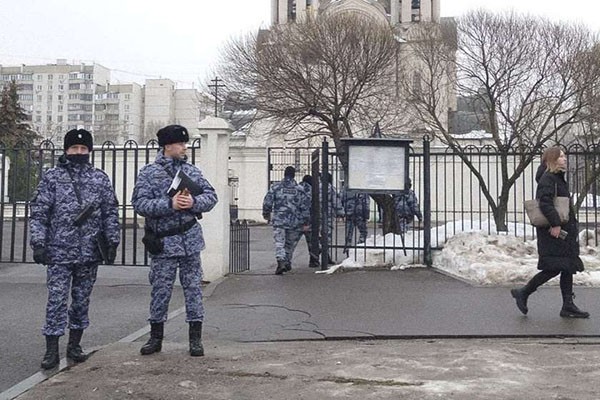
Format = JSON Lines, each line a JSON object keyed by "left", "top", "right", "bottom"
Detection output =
{"left": 0, "top": 139, "right": 218, "bottom": 266}
{"left": 268, "top": 140, "right": 600, "bottom": 267}
{"left": 229, "top": 220, "right": 250, "bottom": 273}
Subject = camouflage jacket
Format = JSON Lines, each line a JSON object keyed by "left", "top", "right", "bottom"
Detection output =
{"left": 131, "top": 151, "right": 218, "bottom": 258}
{"left": 393, "top": 190, "right": 422, "bottom": 221}
{"left": 29, "top": 155, "right": 120, "bottom": 265}
{"left": 262, "top": 177, "right": 310, "bottom": 229}
{"left": 320, "top": 183, "right": 344, "bottom": 219}
{"left": 343, "top": 189, "right": 370, "bottom": 220}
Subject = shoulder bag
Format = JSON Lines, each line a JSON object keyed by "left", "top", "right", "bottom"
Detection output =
{"left": 524, "top": 183, "right": 570, "bottom": 228}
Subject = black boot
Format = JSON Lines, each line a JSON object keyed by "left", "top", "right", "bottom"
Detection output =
{"left": 560, "top": 294, "right": 590, "bottom": 318}
{"left": 309, "top": 256, "right": 319, "bottom": 268}
{"left": 285, "top": 261, "right": 292, "bottom": 272}
{"left": 140, "top": 322, "right": 164, "bottom": 355}
{"left": 511, "top": 287, "right": 533, "bottom": 315}
{"left": 41, "top": 335, "right": 60, "bottom": 370}
{"left": 66, "top": 329, "right": 87, "bottom": 363}
{"left": 275, "top": 260, "right": 286, "bottom": 275}
{"left": 189, "top": 321, "right": 204, "bottom": 357}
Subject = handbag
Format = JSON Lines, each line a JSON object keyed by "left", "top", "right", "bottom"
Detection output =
{"left": 524, "top": 183, "right": 570, "bottom": 228}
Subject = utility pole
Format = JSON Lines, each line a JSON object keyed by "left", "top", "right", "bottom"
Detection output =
{"left": 208, "top": 76, "right": 226, "bottom": 117}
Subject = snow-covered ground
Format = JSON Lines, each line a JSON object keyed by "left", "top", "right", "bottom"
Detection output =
{"left": 323, "top": 220, "right": 600, "bottom": 287}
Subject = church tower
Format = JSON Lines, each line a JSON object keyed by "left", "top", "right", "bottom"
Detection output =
{"left": 271, "top": 0, "right": 441, "bottom": 26}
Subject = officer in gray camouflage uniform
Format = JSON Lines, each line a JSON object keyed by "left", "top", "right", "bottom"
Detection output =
{"left": 300, "top": 175, "right": 319, "bottom": 268}
{"left": 322, "top": 173, "right": 344, "bottom": 264}
{"left": 30, "top": 129, "right": 120, "bottom": 370}
{"left": 263, "top": 166, "right": 310, "bottom": 274}
{"left": 393, "top": 178, "right": 422, "bottom": 234}
{"left": 132, "top": 124, "right": 218, "bottom": 357}
{"left": 342, "top": 187, "right": 370, "bottom": 254}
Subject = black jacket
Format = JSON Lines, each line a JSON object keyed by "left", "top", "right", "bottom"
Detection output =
{"left": 535, "top": 166, "right": 583, "bottom": 273}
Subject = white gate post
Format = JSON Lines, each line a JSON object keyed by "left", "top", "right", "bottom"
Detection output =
{"left": 198, "top": 116, "right": 232, "bottom": 281}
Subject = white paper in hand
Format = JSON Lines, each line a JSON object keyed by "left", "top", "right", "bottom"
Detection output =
{"left": 167, "top": 170, "right": 182, "bottom": 197}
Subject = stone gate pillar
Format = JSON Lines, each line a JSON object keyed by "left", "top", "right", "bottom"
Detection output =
{"left": 198, "top": 116, "right": 232, "bottom": 281}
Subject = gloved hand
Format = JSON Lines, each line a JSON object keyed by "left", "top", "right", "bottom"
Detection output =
{"left": 33, "top": 247, "right": 47, "bottom": 265}
{"left": 106, "top": 246, "right": 117, "bottom": 265}
{"left": 262, "top": 213, "right": 270, "bottom": 222}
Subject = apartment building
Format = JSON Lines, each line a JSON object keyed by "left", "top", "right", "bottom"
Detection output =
{"left": 94, "top": 83, "right": 144, "bottom": 145}
{"left": 0, "top": 61, "right": 207, "bottom": 145}
{"left": 0, "top": 60, "right": 110, "bottom": 142}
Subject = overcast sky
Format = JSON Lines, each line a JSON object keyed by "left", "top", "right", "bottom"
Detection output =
{"left": 1, "top": 0, "right": 599, "bottom": 89}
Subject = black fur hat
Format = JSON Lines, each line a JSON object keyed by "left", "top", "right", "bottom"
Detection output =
{"left": 157, "top": 125, "right": 189, "bottom": 146}
{"left": 64, "top": 129, "right": 93, "bottom": 152}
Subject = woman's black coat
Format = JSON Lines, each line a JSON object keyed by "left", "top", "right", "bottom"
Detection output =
{"left": 535, "top": 165, "right": 583, "bottom": 273}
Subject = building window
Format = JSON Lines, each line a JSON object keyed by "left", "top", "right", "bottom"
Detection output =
{"left": 58, "top": 105, "right": 63, "bottom": 112}
{"left": 37, "top": 75, "right": 42, "bottom": 80}
{"left": 59, "top": 84, "right": 64, "bottom": 91}
{"left": 36, "top": 115, "right": 42, "bottom": 122}
{"left": 47, "top": 115, "right": 52, "bottom": 122}
{"left": 48, "top": 74, "right": 53, "bottom": 80}
{"left": 36, "top": 85, "right": 43, "bottom": 90}
{"left": 37, "top": 95, "right": 42, "bottom": 102}
{"left": 124, "top": 94, "right": 130, "bottom": 100}
{"left": 57, "top": 115, "right": 63, "bottom": 123}
{"left": 48, "top": 85, "right": 53, "bottom": 90}
{"left": 58, "top": 95, "right": 63, "bottom": 101}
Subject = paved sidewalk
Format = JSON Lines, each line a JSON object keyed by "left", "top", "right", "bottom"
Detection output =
{"left": 5, "top": 225, "right": 600, "bottom": 399}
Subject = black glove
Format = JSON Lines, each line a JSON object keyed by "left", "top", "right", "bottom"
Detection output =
{"left": 262, "top": 213, "right": 270, "bottom": 221}
{"left": 106, "top": 246, "right": 117, "bottom": 265}
{"left": 33, "top": 247, "right": 47, "bottom": 265}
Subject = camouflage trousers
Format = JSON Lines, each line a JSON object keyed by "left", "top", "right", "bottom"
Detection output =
{"left": 344, "top": 217, "right": 368, "bottom": 249}
{"left": 273, "top": 227, "right": 303, "bottom": 263}
{"left": 148, "top": 255, "right": 204, "bottom": 323}
{"left": 43, "top": 263, "right": 98, "bottom": 336}
{"left": 396, "top": 216, "right": 412, "bottom": 235}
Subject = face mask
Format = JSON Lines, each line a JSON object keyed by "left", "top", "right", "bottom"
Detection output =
{"left": 65, "top": 154, "right": 90, "bottom": 164}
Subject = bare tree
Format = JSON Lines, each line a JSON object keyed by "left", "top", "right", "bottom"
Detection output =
{"left": 218, "top": 13, "right": 405, "bottom": 155}
{"left": 404, "top": 10, "right": 600, "bottom": 230}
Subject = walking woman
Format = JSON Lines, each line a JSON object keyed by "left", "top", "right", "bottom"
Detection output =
{"left": 511, "top": 146, "right": 589, "bottom": 318}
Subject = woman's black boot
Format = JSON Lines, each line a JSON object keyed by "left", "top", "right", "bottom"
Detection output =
{"left": 560, "top": 294, "right": 590, "bottom": 318}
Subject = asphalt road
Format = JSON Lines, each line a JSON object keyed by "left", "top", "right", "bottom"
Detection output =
{"left": 0, "top": 262, "right": 184, "bottom": 393}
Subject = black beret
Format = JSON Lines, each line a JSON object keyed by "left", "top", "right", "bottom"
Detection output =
{"left": 157, "top": 125, "right": 189, "bottom": 146}
{"left": 64, "top": 129, "right": 93, "bottom": 152}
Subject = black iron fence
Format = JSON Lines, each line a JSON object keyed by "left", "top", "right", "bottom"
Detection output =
{"left": 0, "top": 139, "right": 206, "bottom": 266}
{"left": 268, "top": 140, "right": 600, "bottom": 268}
{"left": 229, "top": 220, "right": 250, "bottom": 273}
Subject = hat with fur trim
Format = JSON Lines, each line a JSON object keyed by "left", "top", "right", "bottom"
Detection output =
{"left": 157, "top": 125, "right": 189, "bottom": 146}
{"left": 63, "top": 129, "right": 93, "bottom": 152}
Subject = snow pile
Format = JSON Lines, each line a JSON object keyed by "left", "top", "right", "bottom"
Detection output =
{"left": 326, "top": 220, "right": 600, "bottom": 286}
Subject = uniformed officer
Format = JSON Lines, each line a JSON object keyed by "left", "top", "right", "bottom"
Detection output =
{"left": 30, "top": 129, "right": 120, "bottom": 370}
{"left": 131, "top": 124, "right": 218, "bottom": 357}
{"left": 263, "top": 166, "right": 310, "bottom": 274}
{"left": 343, "top": 187, "right": 370, "bottom": 254}
{"left": 393, "top": 178, "right": 422, "bottom": 234}
{"left": 322, "top": 172, "right": 344, "bottom": 264}
{"left": 300, "top": 175, "right": 319, "bottom": 268}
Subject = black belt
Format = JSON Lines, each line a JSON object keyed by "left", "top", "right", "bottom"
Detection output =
{"left": 155, "top": 219, "right": 197, "bottom": 239}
